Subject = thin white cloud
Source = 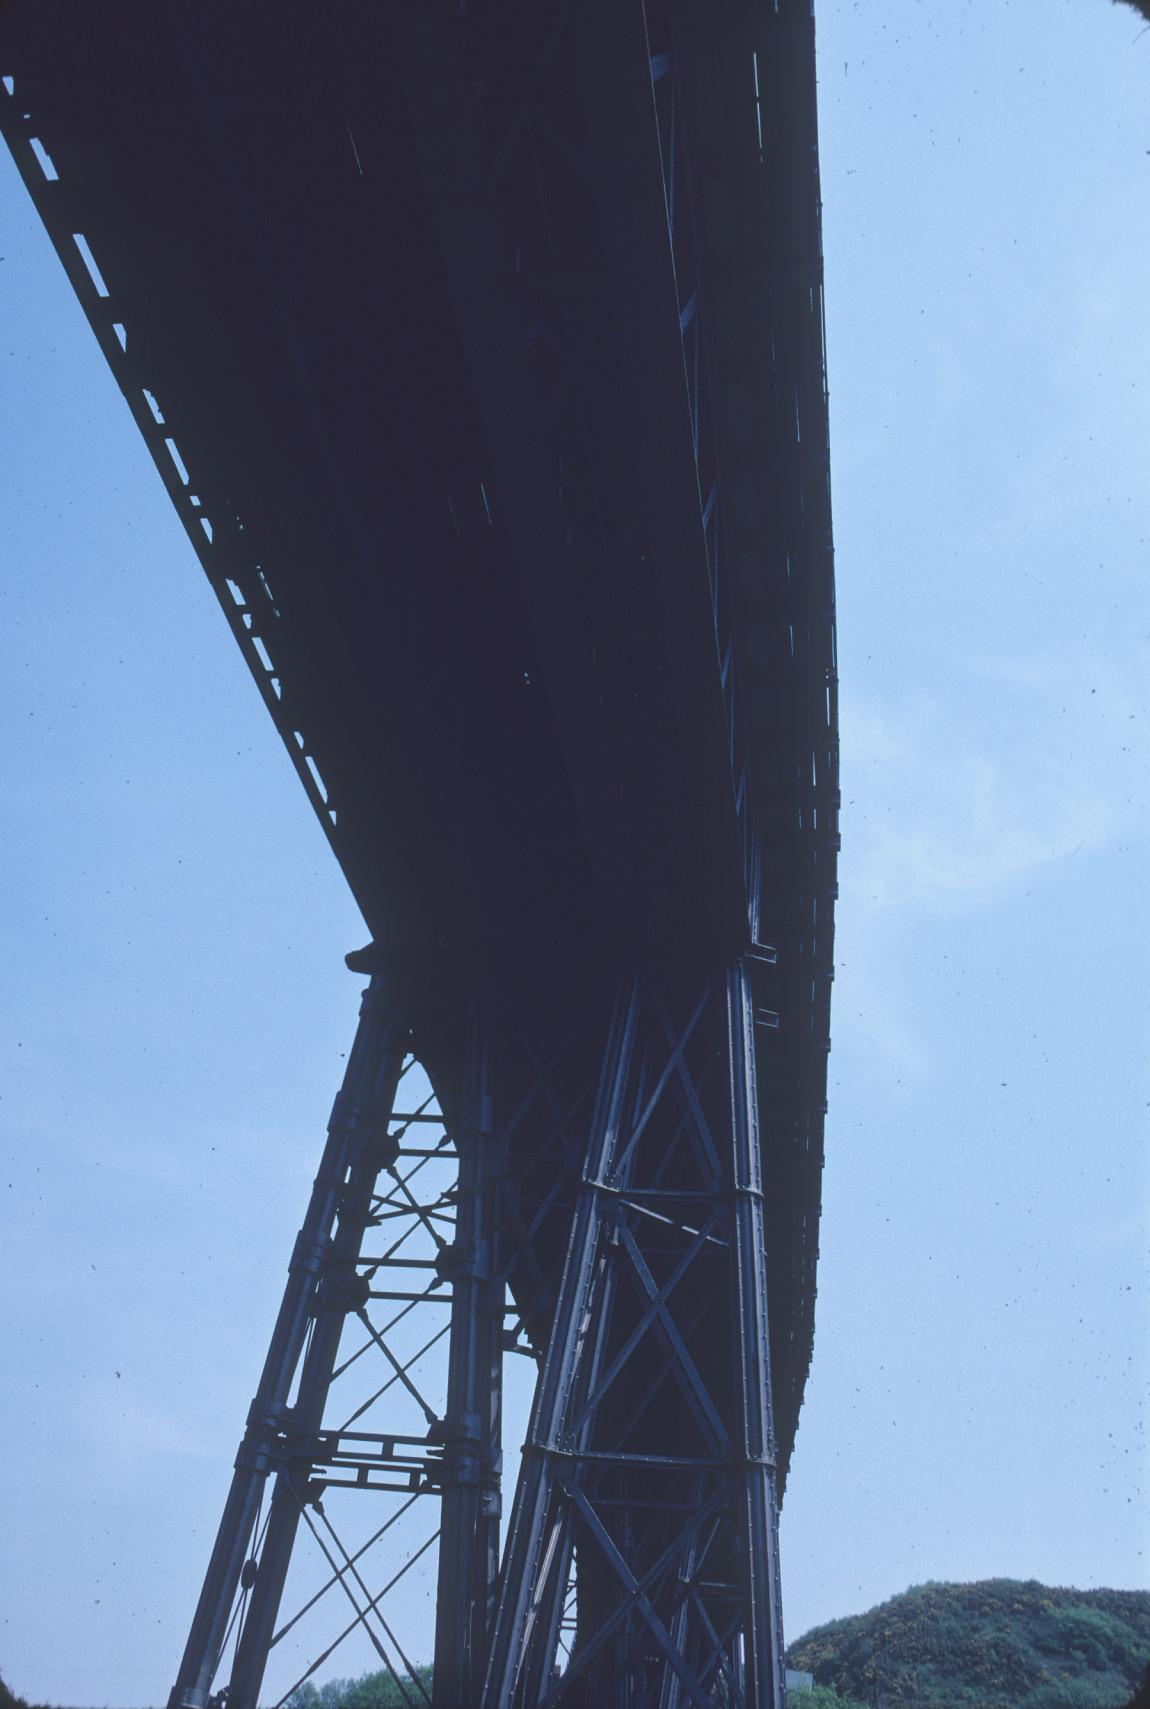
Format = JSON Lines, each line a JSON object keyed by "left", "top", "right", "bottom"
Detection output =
{"left": 857, "top": 750, "right": 1111, "bottom": 912}
{"left": 842, "top": 678, "right": 1124, "bottom": 917}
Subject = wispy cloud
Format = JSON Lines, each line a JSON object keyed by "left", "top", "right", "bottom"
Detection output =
{"left": 831, "top": 660, "right": 1140, "bottom": 1076}
{"left": 854, "top": 748, "right": 1111, "bottom": 913}
{"left": 842, "top": 674, "right": 1126, "bottom": 918}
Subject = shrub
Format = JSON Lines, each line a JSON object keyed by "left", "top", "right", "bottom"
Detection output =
{"left": 286, "top": 1664, "right": 433, "bottom": 1709}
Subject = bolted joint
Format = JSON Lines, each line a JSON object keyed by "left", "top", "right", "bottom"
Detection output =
{"left": 451, "top": 1409, "right": 484, "bottom": 1443}
{"left": 319, "top": 1265, "right": 371, "bottom": 1313}
{"left": 428, "top": 1408, "right": 483, "bottom": 1447}
{"left": 732, "top": 1450, "right": 778, "bottom": 1472}
{"left": 457, "top": 1089, "right": 496, "bottom": 1149}
{"left": 434, "top": 1239, "right": 487, "bottom": 1284}
{"left": 368, "top": 1130, "right": 402, "bottom": 1173}
{"left": 234, "top": 1431, "right": 282, "bottom": 1477}
{"left": 244, "top": 1395, "right": 291, "bottom": 1436}
{"left": 288, "top": 1229, "right": 330, "bottom": 1280}
{"left": 438, "top": 1442, "right": 482, "bottom": 1488}
{"left": 235, "top": 1398, "right": 293, "bottom": 1473}
{"left": 327, "top": 1091, "right": 401, "bottom": 1172}
{"left": 450, "top": 1456, "right": 481, "bottom": 1488}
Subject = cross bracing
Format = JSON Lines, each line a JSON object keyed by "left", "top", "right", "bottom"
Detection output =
{"left": 1, "top": 1, "right": 836, "bottom": 1702}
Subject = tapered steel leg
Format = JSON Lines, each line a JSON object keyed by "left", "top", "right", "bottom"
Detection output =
{"left": 726, "top": 961, "right": 786, "bottom": 1707}
{"left": 168, "top": 978, "right": 408, "bottom": 1709}
{"left": 172, "top": 957, "right": 788, "bottom": 1709}
{"left": 481, "top": 964, "right": 786, "bottom": 1708}
{"left": 433, "top": 1013, "right": 505, "bottom": 1708}
{"left": 482, "top": 978, "right": 640, "bottom": 1707}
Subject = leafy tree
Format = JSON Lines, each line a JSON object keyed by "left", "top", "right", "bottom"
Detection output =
{"left": 286, "top": 1664, "right": 433, "bottom": 1709}
{"left": 803, "top": 1685, "right": 870, "bottom": 1709}
{"left": 1019, "top": 1683, "right": 1131, "bottom": 1709}
{"left": 0, "top": 1675, "right": 51, "bottom": 1709}
{"left": 787, "top": 1580, "right": 1150, "bottom": 1709}
{"left": 1124, "top": 1660, "right": 1150, "bottom": 1709}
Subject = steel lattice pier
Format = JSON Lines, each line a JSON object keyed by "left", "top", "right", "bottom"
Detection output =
{"left": 169, "top": 955, "right": 788, "bottom": 1708}
{"left": 0, "top": 0, "right": 836, "bottom": 1701}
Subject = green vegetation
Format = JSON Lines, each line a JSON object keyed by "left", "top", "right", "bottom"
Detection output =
{"left": 787, "top": 1580, "right": 1150, "bottom": 1709}
{"left": 286, "top": 1673, "right": 867, "bottom": 1707}
{"left": 286, "top": 1666, "right": 433, "bottom": 1709}
{"left": 279, "top": 1586, "right": 1150, "bottom": 1709}
{"left": 0, "top": 1677, "right": 51, "bottom": 1709}
{"left": 804, "top": 1685, "right": 870, "bottom": 1709}
{"left": 6, "top": 1578, "right": 1147, "bottom": 1709}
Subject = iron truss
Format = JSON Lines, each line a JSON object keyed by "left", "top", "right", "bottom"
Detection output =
{"left": 1, "top": 0, "right": 836, "bottom": 1702}
{"left": 168, "top": 954, "right": 787, "bottom": 1709}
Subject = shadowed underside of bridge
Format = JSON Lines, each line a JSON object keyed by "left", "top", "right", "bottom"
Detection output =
{"left": 1, "top": 2, "right": 835, "bottom": 1703}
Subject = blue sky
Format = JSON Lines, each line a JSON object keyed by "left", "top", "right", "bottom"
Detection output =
{"left": 1, "top": 2, "right": 1147, "bottom": 1703}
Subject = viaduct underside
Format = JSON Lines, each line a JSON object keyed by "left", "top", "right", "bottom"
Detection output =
{"left": 1, "top": 2, "right": 836, "bottom": 1703}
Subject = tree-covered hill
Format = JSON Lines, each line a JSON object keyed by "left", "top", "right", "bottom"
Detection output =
{"left": 787, "top": 1579, "right": 1150, "bottom": 1709}
{"left": 6, "top": 1578, "right": 1149, "bottom": 1709}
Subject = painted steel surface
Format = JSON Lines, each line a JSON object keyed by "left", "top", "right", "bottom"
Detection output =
{"left": 1, "top": 2, "right": 835, "bottom": 1701}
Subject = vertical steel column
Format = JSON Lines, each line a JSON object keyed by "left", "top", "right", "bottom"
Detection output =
{"left": 479, "top": 961, "right": 786, "bottom": 1708}
{"left": 482, "top": 977, "right": 640, "bottom": 1707}
{"left": 727, "top": 959, "right": 786, "bottom": 1708}
{"left": 168, "top": 977, "right": 408, "bottom": 1709}
{"left": 432, "top": 1013, "right": 505, "bottom": 1708}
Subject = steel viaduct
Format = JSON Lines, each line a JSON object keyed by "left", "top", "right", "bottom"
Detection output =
{"left": 1, "top": 3, "right": 837, "bottom": 1704}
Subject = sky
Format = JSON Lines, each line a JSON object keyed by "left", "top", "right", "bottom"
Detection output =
{"left": 1, "top": 1, "right": 1147, "bottom": 1704}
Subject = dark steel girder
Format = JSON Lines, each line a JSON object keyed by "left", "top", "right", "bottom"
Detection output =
{"left": 478, "top": 964, "right": 785, "bottom": 1708}
{"left": 1, "top": 1, "right": 836, "bottom": 1704}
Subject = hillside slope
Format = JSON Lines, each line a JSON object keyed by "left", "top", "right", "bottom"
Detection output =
{"left": 787, "top": 1579, "right": 1150, "bottom": 1709}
